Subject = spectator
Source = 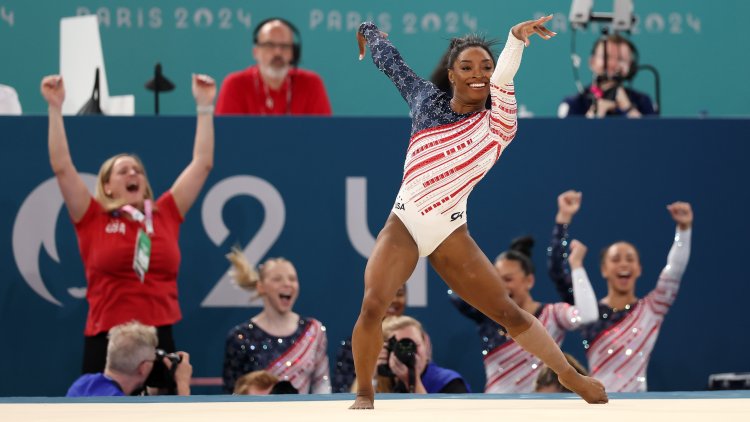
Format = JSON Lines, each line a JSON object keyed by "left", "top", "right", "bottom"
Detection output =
{"left": 216, "top": 18, "right": 332, "bottom": 115}
{"left": 41, "top": 74, "right": 216, "bottom": 385}
{"left": 373, "top": 315, "right": 470, "bottom": 394}
{"left": 449, "top": 232, "right": 598, "bottom": 393}
{"left": 233, "top": 370, "right": 278, "bottom": 395}
{"left": 222, "top": 248, "right": 331, "bottom": 394}
{"left": 66, "top": 321, "right": 192, "bottom": 396}
{"left": 548, "top": 190, "right": 692, "bottom": 392}
{"left": 558, "top": 34, "right": 655, "bottom": 118}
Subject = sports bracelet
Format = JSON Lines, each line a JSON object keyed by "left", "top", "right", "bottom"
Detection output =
{"left": 196, "top": 104, "right": 214, "bottom": 114}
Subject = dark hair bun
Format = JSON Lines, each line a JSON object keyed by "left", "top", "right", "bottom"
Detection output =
{"left": 509, "top": 235, "right": 534, "bottom": 258}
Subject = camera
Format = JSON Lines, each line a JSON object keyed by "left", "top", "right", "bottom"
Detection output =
{"left": 145, "top": 348, "right": 182, "bottom": 393}
{"left": 377, "top": 336, "right": 417, "bottom": 377}
{"left": 155, "top": 348, "right": 182, "bottom": 365}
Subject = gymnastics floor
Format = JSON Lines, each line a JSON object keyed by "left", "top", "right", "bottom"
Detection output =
{"left": 1, "top": 392, "right": 748, "bottom": 422}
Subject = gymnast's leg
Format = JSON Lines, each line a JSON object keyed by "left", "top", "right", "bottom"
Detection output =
{"left": 350, "top": 214, "right": 420, "bottom": 409}
{"left": 429, "top": 225, "right": 608, "bottom": 404}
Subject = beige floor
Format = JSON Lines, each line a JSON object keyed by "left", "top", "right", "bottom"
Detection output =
{"left": 1, "top": 397, "right": 749, "bottom": 422}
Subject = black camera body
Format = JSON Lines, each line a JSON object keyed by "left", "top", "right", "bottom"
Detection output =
{"left": 145, "top": 348, "right": 182, "bottom": 393}
{"left": 155, "top": 348, "right": 182, "bottom": 365}
{"left": 377, "top": 336, "right": 417, "bottom": 377}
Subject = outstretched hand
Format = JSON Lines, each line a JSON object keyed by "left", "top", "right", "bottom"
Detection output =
{"left": 511, "top": 15, "right": 557, "bottom": 47}
{"left": 667, "top": 202, "right": 693, "bottom": 230}
{"left": 192, "top": 74, "right": 216, "bottom": 106}
{"left": 357, "top": 29, "right": 388, "bottom": 60}
{"left": 40, "top": 75, "right": 65, "bottom": 110}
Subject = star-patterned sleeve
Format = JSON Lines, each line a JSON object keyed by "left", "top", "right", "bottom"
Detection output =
{"left": 547, "top": 223, "right": 575, "bottom": 305}
{"left": 359, "top": 22, "right": 435, "bottom": 110}
{"left": 222, "top": 326, "right": 246, "bottom": 393}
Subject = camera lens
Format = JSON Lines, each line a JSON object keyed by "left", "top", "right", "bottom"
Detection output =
{"left": 393, "top": 338, "right": 417, "bottom": 367}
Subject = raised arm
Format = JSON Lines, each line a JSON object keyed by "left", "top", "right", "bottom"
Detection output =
{"left": 566, "top": 240, "right": 599, "bottom": 324}
{"left": 489, "top": 16, "right": 555, "bottom": 143}
{"left": 357, "top": 22, "right": 432, "bottom": 108}
{"left": 170, "top": 74, "right": 216, "bottom": 217}
{"left": 647, "top": 202, "right": 693, "bottom": 310}
{"left": 41, "top": 76, "right": 91, "bottom": 223}
{"left": 547, "top": 190, "right": 583, "bottom": 304}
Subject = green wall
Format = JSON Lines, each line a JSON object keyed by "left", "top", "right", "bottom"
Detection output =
{"left": 1, "top": 0, "right": 747, "bottom": 116}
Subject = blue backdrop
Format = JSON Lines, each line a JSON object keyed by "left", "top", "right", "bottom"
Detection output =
{"left": 0, "top": 116, "right": 748, "bottom": 396}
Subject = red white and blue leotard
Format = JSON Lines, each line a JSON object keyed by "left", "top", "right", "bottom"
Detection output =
{"left": 548, "top": 224, "right": 692, "bottom": 392}
{"left": 448, "top": 262, "right": 598, "bottom": 393}
{"left": 360, "top": 23, "right": 524, "bottom": 256}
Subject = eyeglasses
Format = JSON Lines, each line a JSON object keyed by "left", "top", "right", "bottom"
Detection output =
{"left": 256, "top": 42, "right": 294, "bottom": 51}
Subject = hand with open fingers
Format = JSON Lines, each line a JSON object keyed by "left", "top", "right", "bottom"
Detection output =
{"left": 568, "top": 239, "right": 588, "bottom": 269}
{"left": 192, "top": 73, "right": 216, "bottom": 106}
{"left": 357, "top": 28, "right": 388, "bottom": 61}
{"left": 40, "top": 75, "right": 65, "bottom": 109}
{"left": 511, "top": 15, "right": 557, "bottom": 47}
{"left": 667, "top": 202, "right": 693, "bottom": 230}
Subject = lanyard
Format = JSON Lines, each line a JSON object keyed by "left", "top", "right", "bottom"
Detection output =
{"left": 254, "top": 71, "right": 292, "bottom": 115}
{"left": 121, "top": 200, "right": 154, "bottom": 235}
{"left": 121, "top": 200, "right": 153, "bottom": 282}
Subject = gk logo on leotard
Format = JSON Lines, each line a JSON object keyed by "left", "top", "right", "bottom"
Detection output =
{"left": 394, "top": 202, "right": 405, "bottom": 211}
{"left": 450, "top": 211, "right": 464, "bottom": 221}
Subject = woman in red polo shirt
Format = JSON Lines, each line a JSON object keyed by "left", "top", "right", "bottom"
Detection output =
{"left": 41, "top": 73, "right": 216, "bottom": 381}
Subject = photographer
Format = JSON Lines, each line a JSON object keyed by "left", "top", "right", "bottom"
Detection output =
{"left": 66, "top": 321, "right": 192, "bottom": 397}
{"left": 374, "top": 316, "right": 470, "bottom": 394}
{"left": 558, "top": 34, "right": 655, "bottom": 118}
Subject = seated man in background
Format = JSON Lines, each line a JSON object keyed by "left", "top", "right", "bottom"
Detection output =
{"left": 558, "top": 34, "right": 655, "bottom": 118}
{"left": 66, "top": 321, "right": 192, "bottom": 397}
{"left": 216, "top": 18, "right": 332, "bottom": 115}
{"left": 373, "top": 316, "right": 470, "bottom": 394}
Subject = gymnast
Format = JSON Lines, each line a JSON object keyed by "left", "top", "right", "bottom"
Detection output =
{"left": 349, "top": 16, "right": 608, "bottom": 409}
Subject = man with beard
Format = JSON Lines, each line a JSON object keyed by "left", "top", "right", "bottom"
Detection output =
{"left": 216, "top": 18, "right": 332, "bottom": 115}
{"left": 558, "top": 34, "right": 655, "bottom": 118}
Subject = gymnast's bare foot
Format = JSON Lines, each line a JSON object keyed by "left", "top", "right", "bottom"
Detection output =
{"left": 349, "top": 391, "right": 375, "bottom": 409}
{"left": 559, "top": 370, "right": 608, "bottom": 404}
